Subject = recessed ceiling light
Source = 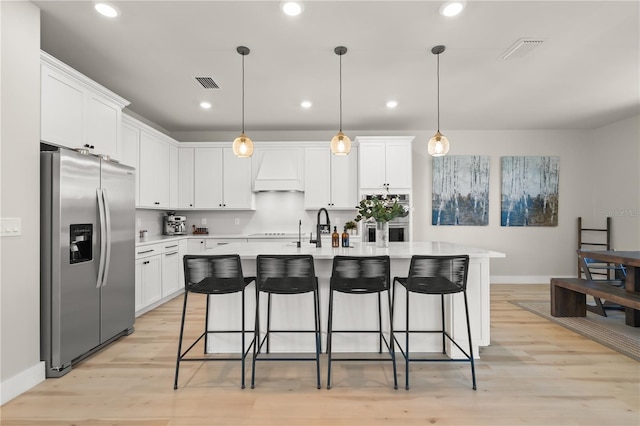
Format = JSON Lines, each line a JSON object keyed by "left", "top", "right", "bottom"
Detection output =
{"left": 200, "top": 102, "right": 212, "bottom": 109}
{"left": 94, "top": 3, "right": 119, "bottom": 18}
{"left": 301, "top": 100, "right": 312, "bottom": 108}
{"left": 440, "top": 1, "right": 466, "bottom": 17}
{"left": 386, "top": 100, "right": 398, "bottom": 109}
{"left": 281, "top": 1, "right": 303, "bottom": 17}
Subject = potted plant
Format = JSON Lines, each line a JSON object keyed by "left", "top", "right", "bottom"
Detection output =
{"left": 354, "top": 193, "right": 409, "bottom": 247}
{"left": 344, "top": 220, "right": 358, "bottom": 236}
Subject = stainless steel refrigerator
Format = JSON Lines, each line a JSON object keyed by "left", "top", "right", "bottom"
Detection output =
{"left": 40, "top": 145, "right": 135, "bottom": 377}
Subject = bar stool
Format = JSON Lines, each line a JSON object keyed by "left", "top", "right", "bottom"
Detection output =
{"left": 392, "top": 255, "right": 476, "bottom": 390}
{"left": 251, "top": 254, "right": 321, "bottom": 389}
{"left": 174, "top": 254, "right": 255, "bottom": 389}
{"left": 326, "top": 255, "right": 397, "bottom": 390}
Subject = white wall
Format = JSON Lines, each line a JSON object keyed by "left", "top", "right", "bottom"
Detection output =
{"left": 0, "top": 1, "right": 44, "bottom": 405}
{"left": 584, "top": 115, "right": 640, "bottom": 250}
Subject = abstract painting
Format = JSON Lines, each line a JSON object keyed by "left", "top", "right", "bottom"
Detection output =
{"left": 501, "top": 156, "right": 559, "bottom": 226}
{"left": 432, "top": 155, "right": 490, "bottom": 226}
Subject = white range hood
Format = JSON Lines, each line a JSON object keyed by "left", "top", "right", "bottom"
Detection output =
{"left": 252, "top": 147, "right": 304, "bottom": 192}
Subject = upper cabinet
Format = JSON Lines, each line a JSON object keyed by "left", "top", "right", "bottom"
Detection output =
{"left": 304, "top": 145, "right": 358, "bottom": 209}
{"left": 121, "top": 117, "right": 140, "bottom": 205}
{"left": 40, "top": 52, "right": 129, "bottom": 161}
{"left": 357, "top": 136, "right": 414, "bottom": 193}
{"left": 139, "top": 131, "right": 171, "bottom": 208}
{"left": 178, "top": 145, "right": 253, "bottom": 210}
{"left": 123, "top": 113, "right": 179, "bottom": 209}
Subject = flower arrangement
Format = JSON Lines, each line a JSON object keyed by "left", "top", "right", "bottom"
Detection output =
{"left": 354, "top": 193, "right": 409, "bottom": 223}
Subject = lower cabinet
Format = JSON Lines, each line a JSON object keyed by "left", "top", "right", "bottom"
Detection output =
{"left": 161, "top": 242, "right": 182, "bottom": 296}
{"left": 188, "top": 238, "right": 206, "bottom": 253}
{"left": 135, "top": 240, "right": 185, "bottom": 316}
{"left": 135, "top": 247, "right": 162, "bottom": 313}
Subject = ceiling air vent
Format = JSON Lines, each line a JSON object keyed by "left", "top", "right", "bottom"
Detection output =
{"left": 195, "top": 77, "right": 220, "bottom": 89}
{"left": 499, "top": 38, "right": 544, "bottom": 60}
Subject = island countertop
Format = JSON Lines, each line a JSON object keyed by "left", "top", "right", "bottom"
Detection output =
{"left": 204, "top": 240, "right": 506, "bottom": 260}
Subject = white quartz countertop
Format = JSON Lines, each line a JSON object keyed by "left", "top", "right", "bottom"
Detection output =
{"left": 203, "top": 241, "right": 506, "bottom": 260}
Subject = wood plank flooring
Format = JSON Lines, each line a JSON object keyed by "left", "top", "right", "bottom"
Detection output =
{"left": 1, "top": 284, "right": 638, "bottom": 425}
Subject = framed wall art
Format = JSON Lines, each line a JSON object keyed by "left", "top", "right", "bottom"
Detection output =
{"left": 501, "top": 156, "right": 559, "bottom": 226}
{"left": 432, "top": 155, "right": 490, "bottom": 226}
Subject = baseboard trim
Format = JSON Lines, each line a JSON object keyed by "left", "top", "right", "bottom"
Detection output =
{"left": 491, "top": 275, "right": 575, "bottom": 285}
{"left": 1, "top": 361, "right": 45, "bottom": 406}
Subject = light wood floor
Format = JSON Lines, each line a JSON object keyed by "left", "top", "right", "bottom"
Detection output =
{"left": 1, "top": 284, "right": 639, "bottom": 425}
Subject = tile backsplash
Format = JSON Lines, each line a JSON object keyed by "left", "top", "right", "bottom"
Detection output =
{"left": 136, "top": 192, "right": 358, "bottom": 238}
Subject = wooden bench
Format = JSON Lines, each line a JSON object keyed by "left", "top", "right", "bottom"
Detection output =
{"left": 550, "top": 278, "right": 640, "bottom": 317}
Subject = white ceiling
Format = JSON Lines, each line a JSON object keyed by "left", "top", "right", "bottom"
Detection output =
{"left": 33, "top": 1, "right": 640, "bottom": 134}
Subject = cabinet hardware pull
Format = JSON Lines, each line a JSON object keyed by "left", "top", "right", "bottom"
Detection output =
{"left": 165, "top": 244, "right": 178, "bottom": 249}
{"left": 138, "top": 249, "right": 154, "bottom": 254}
{"left": 143, "top": 260, "right": 150, "bottom": 264}
{"left": 165, "top": 252, "right": 178, "bottom": 256}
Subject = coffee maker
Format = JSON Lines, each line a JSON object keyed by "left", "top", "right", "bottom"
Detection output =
{"left": 163, "top": 212, "right": 187, "bottom": 235}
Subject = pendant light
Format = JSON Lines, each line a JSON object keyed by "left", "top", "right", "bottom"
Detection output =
{"left": 330, "top": 46, "right": 351, "bottom": 155}
{"left": 232, "top": 46, "right": 254, "bottom": 158}
{"left": 428, "top": 45, "right": 450, "bottom": 157}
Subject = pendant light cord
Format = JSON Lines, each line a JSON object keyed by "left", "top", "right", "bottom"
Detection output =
{"left": 241, "top": 53, "right": 245, "bottom": 134}
{"left": 339, "top": 53, "right": 343, "bottom": 132}
{"left": 436, "top": 52, "right": 440, "bottom": 132}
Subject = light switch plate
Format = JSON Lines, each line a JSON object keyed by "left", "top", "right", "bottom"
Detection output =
{"left": 1, "top": 217, "right": 22, "bottom": 237}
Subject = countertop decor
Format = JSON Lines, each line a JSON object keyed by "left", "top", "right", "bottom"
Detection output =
{"left": 354, "top": 193, "right": 409, "bottom": 223}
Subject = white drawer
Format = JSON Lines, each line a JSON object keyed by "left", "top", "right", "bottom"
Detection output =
{"left": 135, "top": 243, "right": 162, "bottom": 259}
{"left": 161, "top": 241, "right": 180, "bottom": 253}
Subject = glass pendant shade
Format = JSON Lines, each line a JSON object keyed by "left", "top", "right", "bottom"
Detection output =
{"left": 330, "top": 131, "right": 351, "bottom": 155}
{"left": 427, "top": 131, "right": 450, "bottom": 157}
{"left": 232, "top": 133, "right": 254, "bottom": 157}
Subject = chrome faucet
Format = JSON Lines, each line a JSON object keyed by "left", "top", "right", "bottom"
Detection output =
{"left": 310, "top": 208, "right": 330, "bottom": 247}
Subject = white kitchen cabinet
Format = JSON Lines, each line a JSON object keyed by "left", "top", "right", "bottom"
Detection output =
{"left": 161, "top": 241, "right": 182, "bottom": 297}
{"left": 222, "top": 148, "right": 253, "bottom": 209}
{"left": 121, "top": 119, "right": 140, "bottom": 205}
{"left": 86, "top": 94, "right": 120, "bottom": 159}
{"left": 181, "top": 146, "right": 253, "bottom": 210}
{"left": 178, "top": 148, "right": 195, "bottom": 208}
{"left": 357, "top": 137, "right": 413, "bottom": 192}
{"left": 41, "top": 64, "right": 83, "bottom": 148}
{"left": 135, "top": 244, "right": 162, "bottom": 313}
{"left": 205, "top": 238, "right": 248, "bottom": 250}
{"left": 304, "top": 145, "right": 358, "bottom": 209}
{"left": 169, "top": 145, "right": 179, "bottom": 209}
{"left": 188, "top": 238, "right": 206, "bottom": 253}
{"left": 139, "top": 131, "right": 171, "bottom": 208}
{"left": 40, "top": 52, "right": 128, "bottom": 161}
{"left": 178, "top": 239, "right": 188, "bottom": 288}
{"left": 194, "top": 147, "right": 223, "bottom": 208}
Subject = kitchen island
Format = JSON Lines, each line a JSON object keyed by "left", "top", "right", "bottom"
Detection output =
{"left": 201, "top": 241, "right": 505, "bottom": 358}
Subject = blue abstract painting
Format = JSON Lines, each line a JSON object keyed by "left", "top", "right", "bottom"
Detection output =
{"left": 501, "top": 156, "right": 559, "bottom": 226}
{"left": 432, "top": 155, "right": 490, "bottom": 226}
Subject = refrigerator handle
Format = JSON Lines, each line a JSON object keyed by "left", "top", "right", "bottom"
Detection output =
{"left": 101, "top": 189, "right": 112, "bottom": 287}
{"left": 96, "top": 188, "right": 107, "bottom": 289}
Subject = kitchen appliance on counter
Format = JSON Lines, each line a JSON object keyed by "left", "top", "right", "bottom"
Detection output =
{"left": 40, "top": 145, "right": 135, "bottom": 377}
{"left": 164, "top": 212, "right": 187, "bottom": 235}
{"left": 363, "top": 194, "right": 411, "bottom": 243}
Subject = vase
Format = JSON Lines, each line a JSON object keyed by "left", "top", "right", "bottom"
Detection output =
{"left": 375, "top": 221, "right": 389, "bottom": 248}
